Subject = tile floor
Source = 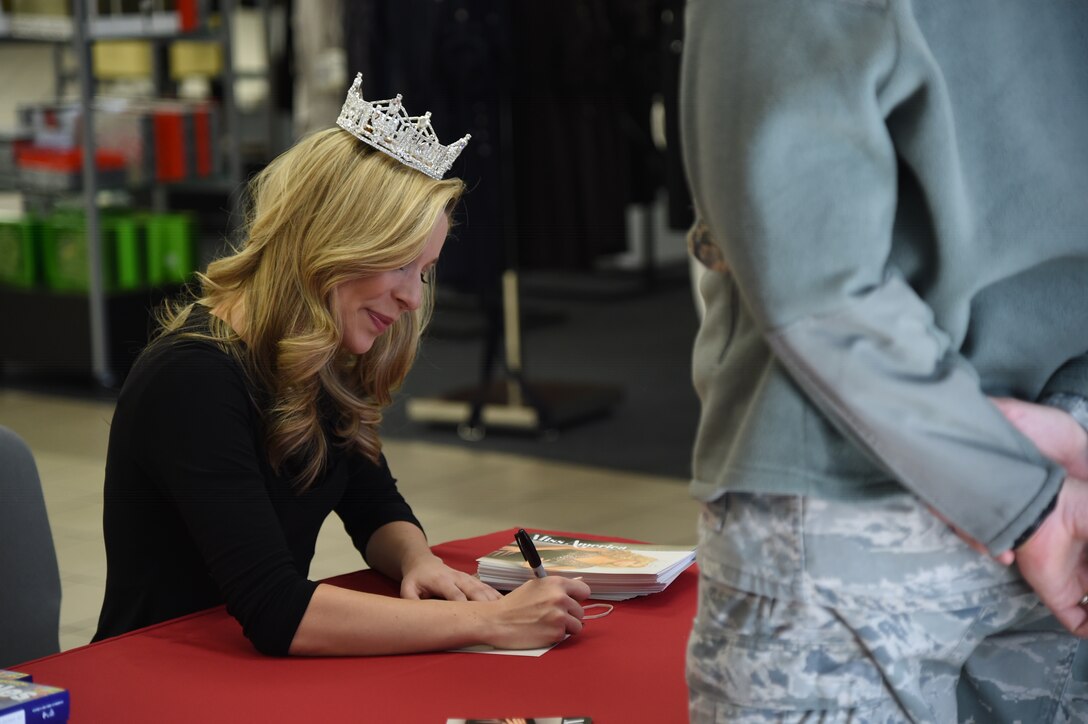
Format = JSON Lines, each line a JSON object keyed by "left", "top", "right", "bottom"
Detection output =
{"left": 0, "top": 388, "right": 699, "bottom": 653}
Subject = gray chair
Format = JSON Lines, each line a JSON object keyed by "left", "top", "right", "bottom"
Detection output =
{"left": 0, "top": 426, "right": 61, "bottom": 667}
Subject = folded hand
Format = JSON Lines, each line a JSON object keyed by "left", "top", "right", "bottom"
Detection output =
{"left": 991, "top": 395, "right": 1088, "bottom": 636}
{"left": 400, "top": 553, "right": 503, "bottom": 602}
{"left": 991, "top": 396, "right": 1088, "bottom": 478}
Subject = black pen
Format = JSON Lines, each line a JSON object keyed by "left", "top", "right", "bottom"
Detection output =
{"left": 515, "top": 528, "right": 548, "bottom": 578}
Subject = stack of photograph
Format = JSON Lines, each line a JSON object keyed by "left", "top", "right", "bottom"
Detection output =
{"left": 476, "top": 532, "right": 696, "bottom": 601}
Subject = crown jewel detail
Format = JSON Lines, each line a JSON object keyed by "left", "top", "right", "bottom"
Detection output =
{"left": 336, "top": 73, "right": 470, "bottom": 180}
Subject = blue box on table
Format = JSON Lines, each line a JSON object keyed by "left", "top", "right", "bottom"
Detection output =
{"left": 0, "top": 680, "right": 69, "bottom": 722}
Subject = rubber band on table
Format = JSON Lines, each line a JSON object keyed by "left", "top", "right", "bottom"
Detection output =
{"left": 584, "top": 603, "right": 614, "bottom": 620}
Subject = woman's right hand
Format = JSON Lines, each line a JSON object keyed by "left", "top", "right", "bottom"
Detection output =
{"left": 481, "top": 576, "right": 592, "bottom": 650}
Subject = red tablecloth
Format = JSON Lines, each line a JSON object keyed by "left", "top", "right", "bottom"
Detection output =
{"left": 18, "top": 529, "right": 697, "bottom": 723}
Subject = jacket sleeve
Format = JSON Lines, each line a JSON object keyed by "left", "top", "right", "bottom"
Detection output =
{"left": 134, "top": 342, "right": 317, "bottom": 656}
{"left": 1042, "top": 353, "right": 1088, "bottom": 432}
{"left": 681, "top": 0, "right": 1065, "bottom": 554}
{"left": 1042, "top": 354, "right": 1088, "bottom": 401}
{"left": 334, "top": 453, "right": 423, "bottom": 564}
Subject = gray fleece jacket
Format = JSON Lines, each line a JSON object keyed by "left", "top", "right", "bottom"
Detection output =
{"left": 681, "top": 0, "right": 1088, "bottom": 554}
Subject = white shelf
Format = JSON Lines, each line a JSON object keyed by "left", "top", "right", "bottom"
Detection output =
{"left": 0, "top": 11, "right": 221, "bottom": 42}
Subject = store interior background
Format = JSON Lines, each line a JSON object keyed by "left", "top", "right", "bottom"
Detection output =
{"left": 0, "top": 0, "right": 703, "bottom": 653}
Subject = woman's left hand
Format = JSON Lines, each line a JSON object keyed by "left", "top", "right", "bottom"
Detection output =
{"left": 400, "top": 553, "right": 503, "bottom": 602}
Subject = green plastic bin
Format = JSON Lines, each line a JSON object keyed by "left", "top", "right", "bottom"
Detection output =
{"left": 40, "top": 210, "right": 146, "bottom": 293}
{"left": 0, "top": 215, "right": 41, "bottom": 289}
{"left": 102, "top": 210, "right": 145, "bottom": 290}
{"left": 145, "top": 212, "right": 194, "bottom": 286}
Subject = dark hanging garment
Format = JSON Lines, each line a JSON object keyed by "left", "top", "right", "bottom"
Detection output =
{"left": 344, "top": 1, "right": 669, "bottom": 273}
{"left": 659, "top": 0, "right": 695, "bottom": 231}
{"left": 509, "top": 1, "right": 630, "bottom": 270}
{"left": 609, "top": 0, "right": 665, "bottom": 208}
{"left": 343, "top": 0, "right": 509, "bottom": 296}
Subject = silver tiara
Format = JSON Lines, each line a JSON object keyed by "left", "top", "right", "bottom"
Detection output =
{"left": 336, "top": 73, "right": 470, "bottom": 180}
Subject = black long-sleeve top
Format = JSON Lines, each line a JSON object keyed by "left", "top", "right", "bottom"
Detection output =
{"left": 93, "top": 314, "right": 421, "bottom": 655}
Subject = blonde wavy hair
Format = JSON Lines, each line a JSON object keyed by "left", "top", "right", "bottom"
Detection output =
{"left": 158, "top": 127, "right": 465, "bottom": 490}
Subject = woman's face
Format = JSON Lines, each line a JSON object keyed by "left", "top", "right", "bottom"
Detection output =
{"left": 333, "top": 213, "right": 448, "bottom": 355}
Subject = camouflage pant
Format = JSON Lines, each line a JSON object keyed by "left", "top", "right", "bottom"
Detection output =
{"left": 688, "top": 493, "right": 1088, "bottom": 723}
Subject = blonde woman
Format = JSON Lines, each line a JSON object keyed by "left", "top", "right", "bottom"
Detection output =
{"left": 93, "top": 118, "right": 589, "bottom": 656}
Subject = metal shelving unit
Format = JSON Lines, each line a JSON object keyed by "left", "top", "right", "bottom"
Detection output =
{"left": 0, "top": 0, "right": 243, "bottom": 388}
